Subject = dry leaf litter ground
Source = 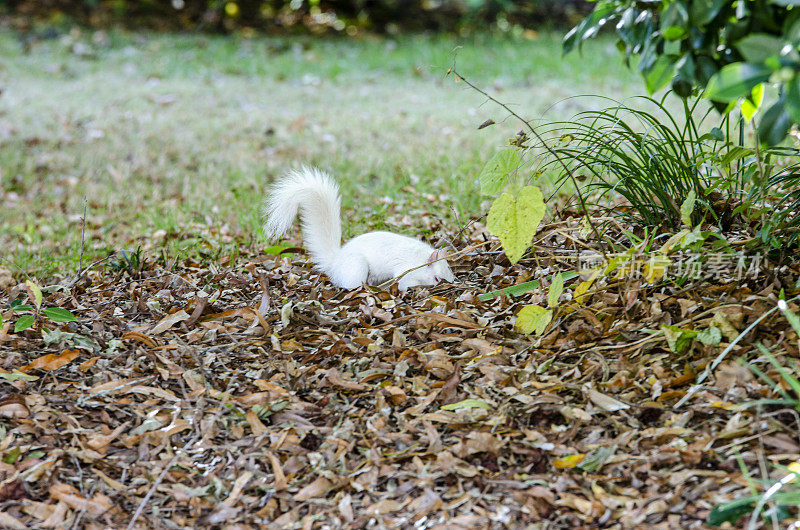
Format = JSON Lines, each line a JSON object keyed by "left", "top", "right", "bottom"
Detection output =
{"left": 1, "top": 199, "right": 800, "bottom": 529}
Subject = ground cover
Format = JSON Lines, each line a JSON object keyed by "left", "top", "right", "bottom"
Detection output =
{"left": 2, "top": 29, "right": 800, "bottom": 529}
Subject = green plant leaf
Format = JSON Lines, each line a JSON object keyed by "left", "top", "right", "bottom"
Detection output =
{"left": 707, "top": 496, "right": 757, "bottom": 526}
{"left": 736, "top": 33, "right": 785, "bottom": 63}
{"left": 478, "top": 149, "right": 521, "bottom": 196}
{"left": 43, "top": 307, "right": 78, "bottom": 323}
{"left": 0, "top": 371, "right": 39, "bottom": 382}
{"left": 680, "top": 189, "right": 696, "bottom": 226}
{"left": 26, "top": 281, "right": 42, "bottom": 311}
{"left": 548, "top": 273, "right": 564, "bottom": 308}
{"left": 704, "top": 63, "right": 773, "bottom": 102}
{"left": 14, "top": 314, "right": 34, "bottom": 333}
{"left": 487, "top": 186, "right": 546, "bottom": 264}
{"left": 660, "top": 1, "right": 688, "bottom": 40}
{"left": 440, "top": 399, "right": 491, "bottom": 411}
{"left": 577, "top": 445, "right": 617, "bottom": 472}
{"left": 758, "top": 99, "right": 791, "bottom": 146}
{"left": 645, "top": 55, "right": 676, "bottom": 94}
{"left": 662, "top": 325, "right": 698, "bottom": 354}
{"left": 741, "top": 83, "right": 765, "bottom": 121}
{"left": 696, "top": 326, "right": 722, "bottom": 346}
{"left": 786, "top": 75, "right": 800, "bottom": 125}
{"left": 690, "top": 0, "right": 726, "bottom": 25}
{"left": 515, "top": 305, "right": 553, "bottom": 335}
{"left": 478, "top": 272, "right": 580, "bottom": 301}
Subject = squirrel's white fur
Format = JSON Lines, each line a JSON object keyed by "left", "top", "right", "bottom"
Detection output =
{"left": 264, "top": 167, "right": 454, "bottom": 291}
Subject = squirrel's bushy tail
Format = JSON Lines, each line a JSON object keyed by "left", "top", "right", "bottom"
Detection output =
{"left": 263, "top": 167, "right": 343, "bottom": 271}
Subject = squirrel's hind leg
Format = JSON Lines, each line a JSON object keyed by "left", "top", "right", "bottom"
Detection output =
{"left": 327, "top": 253, "right": 369, "bottom": 289}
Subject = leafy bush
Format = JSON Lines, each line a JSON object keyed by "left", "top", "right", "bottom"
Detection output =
{"left": 565, "top": 0, "right": 800, "bottom": 145}
{"left": 4, "top": 0, "right": 592, "bottom": 33}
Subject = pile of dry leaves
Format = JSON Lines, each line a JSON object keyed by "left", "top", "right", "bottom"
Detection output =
{"left": 1, "top": 211, "right": 799, "bottom": 529}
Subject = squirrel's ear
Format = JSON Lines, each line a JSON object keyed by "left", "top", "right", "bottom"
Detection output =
{"left": 428, "top": 249, "right": 445, "bottom": 263}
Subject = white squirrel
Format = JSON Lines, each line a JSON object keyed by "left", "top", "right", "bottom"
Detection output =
{"left": 263, "top": 167, "right": 454, "bottom": 291}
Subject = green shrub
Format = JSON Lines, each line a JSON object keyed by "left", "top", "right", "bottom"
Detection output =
{"left": 565, "top": 0, "right": 800, "bottom": 146}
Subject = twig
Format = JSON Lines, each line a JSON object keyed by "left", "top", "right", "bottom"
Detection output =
{"left": 375, "top": 240, "right": 494, "bottom": 290}
{"left": 78, "top": 196, "right": 87, "bottom": 278}
{"left": 450, "top": 66, "right": 607, "bottom": 260}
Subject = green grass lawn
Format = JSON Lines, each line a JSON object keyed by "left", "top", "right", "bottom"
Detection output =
{"left": 0, "top": 30, "right": 641, "bottom": 277}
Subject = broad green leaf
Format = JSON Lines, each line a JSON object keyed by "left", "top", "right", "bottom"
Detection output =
{"left": 740, "top": 83, "right": 764, "bottom": 121}
{"left": 758, "top": 99, "right": 791, "bottom": 146}
{"left": 43, "top": 307, "right": 77, "bottom": 323}
{"left": 786, "top": 76, "right": 800, "bottom": 125}
{"left": 548, "top": 273, "right": 564, "bottom": 308}
{"left": 10, "top": 303, "right": 33, "bottom": 312}
{"left": 515, "top": 305, "right": 553, "bottom": 336}
{"left": 704, "top": 63, "right": 773, "bottom": 102}
{"left": 14, "top": 314, "right": 34, "bottom": 333}
{"left": 478, "top": 149, "right": 521, "bottom": 196}
{"left": 645, "top": 55, "right": 676, "bottom": 94}
{"left": 696, "top": 326, "right": 723, "bottom": 346}
{"left": 563, "top": 2, "right": 618, "bottom": 54}
{"left": 440, "top": 399, "right": 491, "bottom": 411}
{"left": 719, "top": 146, "right": 753, "bottom": 166}
{"left": 660, "top": 2, "right": 688, "bottom": 40}
{"left": 26, "top": 281, "right": 42, "bottom": 311}
{"left": 707, "top": 496, "right": 757, "bottom": 526}
{"left": 577, "top": 446, "right": 617, "bottom": 472}
{"left": 680, "top": 189, "right": 696, "bottom": 226}
{"left": 662, "top": 325, "right": 698, "bottom": 354}
{"left": 0, "top": 371, "right": 39, "bottom": 382}
{"left": 690, "top": 0, "right": 726, "bottom": 25}
{"left": 263, "top": 245, "right": 293, "bottom": 256}
{"left": 736, "top": 33, "right": 785, "bottom": 63}
{"left": 487, "top": 186, "right": 546, "bottom": 264}
{"left": 478, "top": 272, "right": 580, "bottom": 301}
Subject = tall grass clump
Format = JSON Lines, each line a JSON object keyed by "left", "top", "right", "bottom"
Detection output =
{"left": 539, "top": 95, "right": 728, "bottom": 229}
{"left": 538, "top": 95, "right": 800, "bottom": 247}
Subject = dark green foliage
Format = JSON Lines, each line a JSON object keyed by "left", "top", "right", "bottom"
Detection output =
{"left": 564, "top": 0, "right": 800, "bottom": 145}
{"left": 4, "top": 0, "right": 592, "bottom": 33}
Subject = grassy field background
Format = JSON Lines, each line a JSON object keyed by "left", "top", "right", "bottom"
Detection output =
{"left": 0, "top": 30, "right": 641, "bottom": 277}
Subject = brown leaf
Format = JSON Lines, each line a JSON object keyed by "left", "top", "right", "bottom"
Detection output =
{"left": 325, "top": 368, "right": 366, "bottom": 391}
{"left": 49, "top": 483, "right": 112, "bottom": 518}
{"left": 150, "top": 310, "right": 190, "bottom": 334}
{"left": 0, "top": 394, "right": 29, "bottom": 419}
{"left": 19, "top": 349, "right": 79, "bottom": 372}
{"left": 267, "top": 452, "right": 287, "bottom": 491}
{"left": 293, "top": 476, "right": 333, "bottom": 501}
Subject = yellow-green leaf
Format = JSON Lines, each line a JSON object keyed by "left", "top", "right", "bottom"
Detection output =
{"left": 548, "top": 273, "right": 564, "bottom": 308}
{"left": 642, "top": 254, "right": 672, "bottom": 283}
{"left": 486, "top": 186, "right": 546, "bottom": 264}
{"left": 741, "top": 83, "right": 764, "bottom": 122}
{"left": 574, "top": 268, "right": 602, "bottom": 304}
{"left": 26, "top": 281, "right": 42, "bottom": 311}
{"left": 440, "top": 399, "right": 491, "bottom": 411}
{"left": 553, "top": 454, "right": 586, "bottom": 469}
{"left": 515, "top": 305, "right": 553, "bottom": 335}
{"left": 680, "top": 189, "right": 696, "bottom": 227}
{"left": 478, "top": 149, "right": 521, "bottom": 196}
